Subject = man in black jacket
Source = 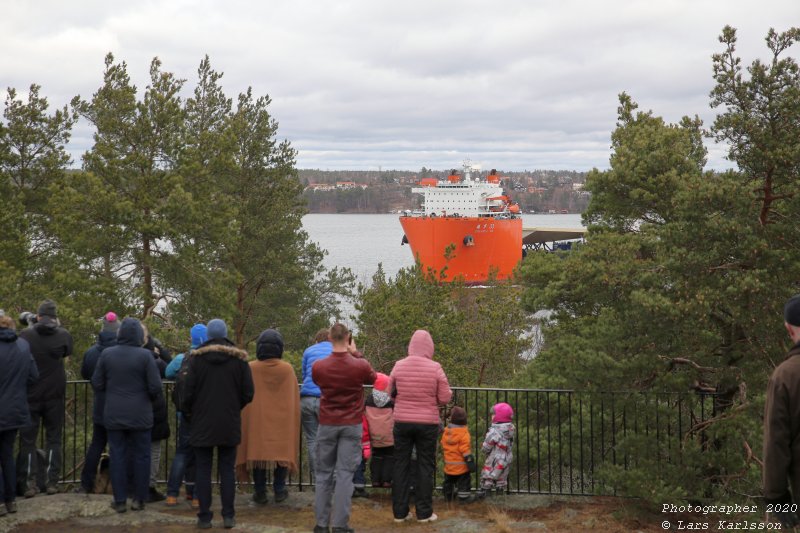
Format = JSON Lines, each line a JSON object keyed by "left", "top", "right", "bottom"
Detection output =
{"left": 18, "top": 300, "right": 73, "bottom": 497}
{"left": 182, "top": 319, "right": 254, "bottom": 530}
{"left": 76, "top": 312, "right": 120, "bottom": 494}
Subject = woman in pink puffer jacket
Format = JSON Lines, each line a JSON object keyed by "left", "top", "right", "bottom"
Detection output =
{"left": 389, "top": 329, "right": 452, "bottom": 524}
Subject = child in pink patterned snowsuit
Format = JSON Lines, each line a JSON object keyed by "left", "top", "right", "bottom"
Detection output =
{"left": 479, "top": 402, "right": 515, "bottom": 495}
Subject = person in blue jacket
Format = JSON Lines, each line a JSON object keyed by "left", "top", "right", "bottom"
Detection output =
{"left": 0, "top": 315, "right": 38, "bottom": 516}
{"left": 164, "top": 323, "right": 206, "bottom": 506}
{"left": 92, "top": 317, "right": 162, "bottom": 513}
{"left": 299, "top": 328, "right": 333, "bottom": 483}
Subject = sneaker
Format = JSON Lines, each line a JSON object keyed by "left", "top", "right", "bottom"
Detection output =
{"left": 148, "top": 487, "right": 166, "bottom": 502}
{"left": 417, "top": 513, "right": 438, "bottom": 523}
{"left": 352, "top": 487, "right": 368, "bottom": 498}
{"left": 6, "top": 501, "right": 17, "bottom": 514}
{"left": 165, "top": 496, "right": 179, "bottom": 507}
{"left": 393, "top": 513, "right": 413, "bottom": 523}
{"left": 130, "top": 500, "right": 145, "bottom": 511}
{"left": 45, "top": 484, "right": 58, "bottom": 495}
{"left": 274, "top": 489, "right": 288, "bottom": 503}
{"left": 331, "top": 528, "right": 354, "bottom": 533}
{"left": 111, "top": 500, "right": 127, "bottom": 513}
{"left": 23, "top": 487, "right": 37, "bottom": 498}
{"left": 458, "top": 495, "right": 476, "bottom": 504}
{"left": 313, "top": 527, "right": 330, "bottom": 533}
{"left": 223, "top": 516, "right": 235, "bottom": 529}
{"left": 252, "top": 491, "right": 268, "bottom": 505}
{"left": 197, "top": 519, "right": 212, "bottom": 529}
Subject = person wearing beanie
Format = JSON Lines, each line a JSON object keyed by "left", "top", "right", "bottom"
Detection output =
{"left": 0, "top": 315, "right": 39, "bottom": 516}
{"left": 18, "top": 299, "right": 73, "bottom": 497}
{"left": 364, "top": 372, "right": 395, "bottom": 489}
{"left": 389, "top": 329, "right": 452, "bottom": 524}
{"left": 441, "top": 406, "right": 475, "bottom": 504}
{"left": 91, "top": 317, "right": 163, "bottom": 513}
{"left": 76, "top": 312, "right": 120, "bottom": 494}
{"left": 311, "top": 323, "right": 376, "bottom": 533}
{"left": 181, "top": 318, "right": 253, "bottom": 529}
{"left": 763, "top": 295, "right": 800, "bottom": 528}
{"left": 236, "top": 329, "right": 299, "bottom": 506}
{"left": 299, "top": 328, "right": 333, "bottom": 483}
{"left": 164, "top": 323, "right": 207, "bottom": 507}
{"left": 478, "top": 402, "right": 516, "bottom": 498}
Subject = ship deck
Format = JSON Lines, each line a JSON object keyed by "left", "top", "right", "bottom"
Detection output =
{"left": 522, "top": 227, "right": 586, "bottom": 250}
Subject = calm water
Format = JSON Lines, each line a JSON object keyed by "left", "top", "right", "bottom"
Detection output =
{"left": 302, "top": 213, "right": 584, "bottom": 284}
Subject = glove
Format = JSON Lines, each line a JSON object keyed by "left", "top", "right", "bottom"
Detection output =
{"left": 363, "top": 447, "right": 371, "bottom": 461}
{"left": 772, "top": 509, "right": 800, "bottom": 529}
{"left": 465, "top": 454, "right": 476, "bottom": 473}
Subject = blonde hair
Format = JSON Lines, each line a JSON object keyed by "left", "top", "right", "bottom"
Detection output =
{"left": 0, "top": 316, "right": 15, "bottom": 330}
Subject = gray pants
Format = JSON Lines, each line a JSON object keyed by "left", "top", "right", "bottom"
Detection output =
{"left": 314, "top": 424, "right": 361, "bottom": 529}
{"left": 301, "top": 396, "right": 320, "bottom": 481}
{"left": 150, "top": 440, "right": 162, "bottom": 487}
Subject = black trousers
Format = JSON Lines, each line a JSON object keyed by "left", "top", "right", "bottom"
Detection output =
{"left": 392, "top": 423, "right": 438, "bottom": 520}
{"left": 18, "top": 398, "right": 64, "bottom": 491}
{"left": 370, "top": 446, "right": 394, "bottom": 487}
{"left": 443, "top": 472, "right": 471, "bottom": 500}
{"left": 194, "top": 446, "right": 236, "bottom": 523}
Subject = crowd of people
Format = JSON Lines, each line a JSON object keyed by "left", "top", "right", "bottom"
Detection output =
{"left": 0, "top": 299, "right": 518, "bottom": 532}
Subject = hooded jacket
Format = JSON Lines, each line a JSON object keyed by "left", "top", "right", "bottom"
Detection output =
{"left": 0, "top": 328, "right": 39, "bottom": 431}
{"left": 19, "top": 318, "right": 73, "bottom": 403}
{"left": 764, "top": 343, "right": 800, "bottom": 504}
{"left": 91, "top": 318, "right": 163, "bottom": 431}
{"left": 81, "top": 330, "right": 117, "bottom": 424}
{"left": 300, "top": 340, "right": 333, "bottom": 397}
{"left": 389, "top": 330, "right": 452, "bottom": 425}
{"left": 181, "top": 338, "right": 254, "bottom": 447}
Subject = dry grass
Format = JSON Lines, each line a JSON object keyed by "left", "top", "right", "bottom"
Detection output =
{"left": 486, "top": 506, "right": 513, "bottom": 533}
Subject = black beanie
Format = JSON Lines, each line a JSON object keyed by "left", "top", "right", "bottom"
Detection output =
{"left": 256, "top": 329, "right": 284, "bottom": 360}
{"left": 38, "top": 299, "right": 57, "bottom": 318}
{"left": 450, "top": 406, "right": 467, "bottom": 425}
{"left": 785, "top": 294, "right": 800, "bottom": 327}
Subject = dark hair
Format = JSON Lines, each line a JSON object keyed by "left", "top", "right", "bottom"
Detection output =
{"left": 329, "top": 323, "right": 350, "bottom": 342}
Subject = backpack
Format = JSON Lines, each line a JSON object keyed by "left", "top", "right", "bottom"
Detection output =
{"left": 171, "top": 353, "right": 192, "bottom": 411}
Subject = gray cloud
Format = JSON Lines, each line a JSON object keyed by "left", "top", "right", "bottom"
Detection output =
{"left": 1, "top": 0, "right": 796, "bottom": 171}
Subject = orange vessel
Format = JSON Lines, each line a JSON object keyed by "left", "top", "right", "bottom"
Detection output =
{"left": 400, "top": 164, "right": 522, "bottom": 283}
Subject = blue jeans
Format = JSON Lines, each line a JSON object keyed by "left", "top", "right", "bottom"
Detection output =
{"left": 314, "top": 424, "right": 361, "bottom": 529}
{"left": 80, "top": 422, "right": 107, "bottom": 492}
{"left": 300, "top": 396, "right": 320, "bottom": 480}
{"left": 353, "top": 458, "right": 366, "bottom": 488}
{"left": 252, "top": 465, "right": 288, "bottom": 494}
{"left": 0, "top": 429, "right": 18, "bottom": 504}
{"left": 194, "top": 446, "right": 236, "bottom": 523}
{"left": 166, "top": 415, "right": 195, "bottom": 498}
{"left": 108, "top": 428, "right": 151, "bottom": 505}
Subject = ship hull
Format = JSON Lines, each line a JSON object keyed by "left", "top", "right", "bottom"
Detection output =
{"left": 399, "top": 216, "right": 522, "bottom": 283}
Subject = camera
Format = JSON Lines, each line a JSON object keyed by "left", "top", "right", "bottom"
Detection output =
{"left": 19, "top": 311, "right": 37, "bottom": 328}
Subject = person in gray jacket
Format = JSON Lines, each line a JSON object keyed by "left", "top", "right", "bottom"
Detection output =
{"left": 91, "top": 318, "right": 162, "bottom": 513}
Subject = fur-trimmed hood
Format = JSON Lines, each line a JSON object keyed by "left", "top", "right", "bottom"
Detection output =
{"left": 190, "top": 339, "right": 249, "bottom": 363}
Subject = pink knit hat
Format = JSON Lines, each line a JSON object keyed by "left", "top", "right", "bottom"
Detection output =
{"left": 373, "top": 372, "right": 390, "bottom": 392}
{"left": 492, "top": 402, "right": 514, "bottom": 423}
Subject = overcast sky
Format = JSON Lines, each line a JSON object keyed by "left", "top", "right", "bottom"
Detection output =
{"left": 2, "top": 0, "right": 797, "bottom": 171}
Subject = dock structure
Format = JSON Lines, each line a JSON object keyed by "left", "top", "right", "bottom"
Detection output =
{"left": 522, "top": 227, "right": 586, "bottom": 251}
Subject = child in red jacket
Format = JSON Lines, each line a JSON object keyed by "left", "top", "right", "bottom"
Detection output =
{"left": 440, "top": 406, "right": 475, "bottom": 503}
{"left": 365, "top": 372, "right": 394, "bottom": 488}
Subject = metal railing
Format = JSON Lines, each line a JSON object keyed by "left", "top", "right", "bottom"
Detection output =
{"left": 54, "top": 381, "right": 713, "bottom": 495}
